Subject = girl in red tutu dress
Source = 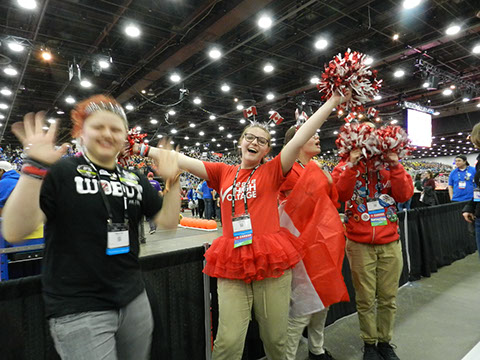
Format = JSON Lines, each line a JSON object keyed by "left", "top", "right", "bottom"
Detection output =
{"left": 146, "top": 91, "right": 350, "bottom": 360}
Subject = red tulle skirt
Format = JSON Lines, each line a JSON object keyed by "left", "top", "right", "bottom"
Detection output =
{"left": 203, "top": 228, "right": 304, "bottom": 283}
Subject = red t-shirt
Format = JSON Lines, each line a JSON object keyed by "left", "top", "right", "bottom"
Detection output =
{"left": 204, "top": 155, "right": 286, "bottom": 237}
{"left": 279, "top": 161, "right": 303, "bottom": 202}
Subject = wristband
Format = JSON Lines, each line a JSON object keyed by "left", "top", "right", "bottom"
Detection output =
{"left": 21, "top": 164, "right": 48, "bottom": 180}
{"left": 24, "top": 156, "right": 51, "bottom": 170}
{"left": 139, "top": 143, "right": 150, "bottom": 157}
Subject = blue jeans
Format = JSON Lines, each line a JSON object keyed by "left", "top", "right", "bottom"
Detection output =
{"left": 475, "top": 218, "right": 480, "bottom": 257}
{"left": 49, "top": 290, "right": 153, "bottom": 360}
{"left": 204, "top": 198, "right": 213, "bottom": 220}
{"left": 397, "top": 198, "right": 412, "bottom": 211}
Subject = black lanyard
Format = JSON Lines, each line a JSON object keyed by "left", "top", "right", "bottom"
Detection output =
{"left": 363, "top": 163, "right": 382, "bottom": 200}
{"left": 231, "top": 165, "right": 259, "bottom": 217}
{"left": 83, "top": 155, "right": 129, "bottom": 225}
{"left": 296, "top": 160, "right": 306, "bottom": 169}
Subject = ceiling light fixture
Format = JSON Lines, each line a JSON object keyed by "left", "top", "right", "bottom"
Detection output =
{"left": 199, "top": 131, "right": 205, "bottom": 136}
{"left": 393, "top": 33, "right": 400, "bottom": 40}
{"left": 170, "top": 73, "right": 181, "bottom": 83}
{"left": 193, "top": 97, "right": 202, "bottom": 105}
{"left": 446, "top": 25, "right": 461, "bottom": 36}
{"left": 473, "top": 44, "right": 480, "bottom": 54}
{"left": 4, "top": 67, "right": 18, "bottom": 76}
{"left": 209, "top": 48, "right": 222, "bottom": 60}
{"left": 189, "top": 123, "right": 196, "bottom": 128}
{"left": 80, "top": 79, "right": 92, "bottom": 88}
{"left": 0, "top": 89, "right": 12, "bottom": 96}
{"left": 236, "top": 104, "right": 244, "bottom": 110}
{"left": 258, "top": 15, "right": 273, "bottom": 29}
{"left": 209, "top": 115, "right": 216, "bottom": 120}
{"left": 393, "top": 69, "right": 405, "bottom": 78}
{"left": 0, "top": 104, "right": 8, "bottom": 110}
{"left": 314, "top": 38, "right": 328, "bottom": 50}
{"left": 442, "top": 89, "right": 453, "bottom": 96}
{"left": 150, "top": 119, "right": 158, "bottom": 125}
{"left": 98, "top": 59, "right": 110, "bottom": 69}
{"left": 125, "top": 104, "right": 134, "bottom": 110}
{"left": 221, "top": 84, "right": 230, "bottom": 92}
{"left": 263, "top": 63, "right": 274, "bottom": 73}
{"left": 125, "top": 24, "right": 141, "bottom": 38}
{"left": 17, "top": 0, "right": 37, "bottom": 10}
{"left": 8, "top": 41, "right": 25, "bottom": 52}
{"left": 41, "top": 50, "right": 52, "bottom": 61}
{"left": 402, "top": 0, "right": 421, "bottom": 9}
{"left": 171, "top": 129, "right": 177, "bottom": 134}
{"left": 374, "top": 95, "right": 382, "bottom": 100}
{"left": 266, "top": 93, "right": 275, "bottom": 100}
{"left": 364, "top": 56, "right": 374, "bottom": 65}
{"left": 168, "top": 109, "right": 176, "bottom": 116}
{"left": 310, "top": 76, "right": 320, "bottom": 84}
{"left": 65, "top": 96, "right": 75, "bottom": 104}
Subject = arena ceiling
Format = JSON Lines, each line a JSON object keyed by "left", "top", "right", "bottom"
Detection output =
{"left": 0, "top": 0, "right": 479, "bottom": 159}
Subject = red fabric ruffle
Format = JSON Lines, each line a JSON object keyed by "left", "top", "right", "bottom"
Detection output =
{"left": 203, "top": 228, "right": 304, "bottom": 283}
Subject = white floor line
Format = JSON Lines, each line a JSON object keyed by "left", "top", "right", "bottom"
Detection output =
{"left": 462, "top": 341, "right": 480, "bottom": 360}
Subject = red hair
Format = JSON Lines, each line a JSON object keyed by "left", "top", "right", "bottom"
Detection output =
{"left": 71, "top": 95, "right": 125, "bottom": 137}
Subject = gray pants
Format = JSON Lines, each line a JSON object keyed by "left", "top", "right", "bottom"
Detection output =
{"left": 48, "top": 290, "right": 153, "bottom": 360}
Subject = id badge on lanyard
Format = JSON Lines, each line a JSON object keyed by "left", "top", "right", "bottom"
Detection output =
{"left": 474, "top": 189, "right": 480, "bottom": 202}
{"left": 233, "top": 215, "right": 253, "bottom": 248}
{"left": 107, "top": 222, "right": 130, "bottom": 255}
{"left": 459, "top": 181, "right": 466, "bottom": 189}
{"left": 367, "top": 200, "right": 388, "bottom": 227}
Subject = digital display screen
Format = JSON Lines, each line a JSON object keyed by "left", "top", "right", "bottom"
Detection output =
{"left": 406, "top": 109, "right": 432, "bottom": 147}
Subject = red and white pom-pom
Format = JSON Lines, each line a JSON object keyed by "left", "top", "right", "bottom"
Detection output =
{"left": 335, "top": 122, "right": 381, "bottom": 160}
{"left": 117, "top": 128, "right": 148, "bottom": 166}
{"left": 317, "top": 49, "right": 382, "bottom": 114}
{"left": 376, "top": 125, "right": 414, "bottom": 160}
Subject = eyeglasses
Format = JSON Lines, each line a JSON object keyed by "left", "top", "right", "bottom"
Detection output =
{"left": 244, "top": 132, "right": 269, "bottom": 146}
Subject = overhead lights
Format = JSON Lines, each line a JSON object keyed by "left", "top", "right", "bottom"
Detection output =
{"left": 375, "top": 117, "right": 381, "bottom": 122}
{"left": 266, "top": 93, "right": 275, "bottom": 100}
{"left": 433, "top": 111, "right": 440, "bottom": 115}
{"left": 374, "top": 95, "right": 382, "bottom": 100}
{"left": 171, "top": 129, "right": 177, "bottom": 134}
{"left": 458, "top": 132, "right": 463, "bottom": 136}
{"left": 258, "top": 15, "right": 273, "bottom": 29}
{"left": 393, "top": 69, "right": 405, "bottom": 78}
{"left": 168, "top": 109, "right": 176, "bottom": 116}
{"left": 65, "top": 96, "right": 75, "bottom": 104}
{"left": 184, "top": 136, "right": 190, "bottom": 140}
{"left": 189, "top": 123, "right": 196, "bottom": 128}
{"left": 333, "top": 130, "right": 339, "bottom": 135}
{"left": 310, "top": 76, "right": 320, "bottom": 84}
{"left": 391, "top": 120, "right": 398, "bottom": 124}
{"left": 80, "top": 79, "right": 92, "bottom": 88}
{"left": 221, "top": 84, "right": 230, "bottom": 92}
{"left": 150, "top": 119, "right": 158, "bottom": 124}
{"left": 364, "top": 57, "right": 374, "bottom": 65}
{"left": 170, "top": 73, "right": 181, "bottom": 83}
{"left": 4, "top": 67, "right": 18, "bottom": 76}
{"left": 393, "top": 33, "right": 400, "bottom": 40}
{"left": 98, "top": 59, "right": 110, "bottom": 69}
{"left": 157, "top": 134, "right": 163, "bottom": 138}
{"left": 239, "top": 119, "right": 246, "bottom": 124}
{"left": 141, "top": 90, "right": 146, "bottom": 94}
{"left": 314, "top": 38, "right": 328, "bottom": 50}
{"left": 195, "top": 142, "right": 200, "bottom": 146}
{"left": 209, "top": 115, "right": 216, "bottom": 120}
{"left": 263, "top": 63, "right": 274, "bottom": 73}
{"left": 125, "top": 104, "right": 134, "bottom": 111}
{"left": 212, "top": 138, "right": 216, "bottom": 142}
{"left": 270, "top": 130, "right": 276, "bottom": 134}
{"left": 17, "top": 0, "right": 37, "bottom": 10}
{"left": 41, "top": 50, "right": 52, "bottom": 61}
{"left": 463, "top": 97, "right": 470, "bottom": 103}
{"left": 47, "top": 118, "right": 56, "bottom": 124}
{"left": 227, "top": 134, "right": 232, "bottom": 138}
{"left": 170, "top": 141, "right": 174, "bottom": 145}
{"left": 42, "top": 126, "right": 49, "bottom": 131}
{"left": 0, "top": 89, "right": 12, "bottom": 96}
{"left": 402, "top": 0, "right": 421, "bottom": 9}
{"left": 422, "top": 82, "right": 430, "bottom": 88}
{"left": 8, "top": 41, "right": 25, "bottom": 52}
{"left": 193, "top": 97, "right": 202, "bottom": 105}
{"left": 136, "top": 126, "right": 141, "bottom": 131}
{"left": 234, "top": 98, "right": 238, "bottom": 102}
{"left": 236, "top": 104, "right": 244, "bottom": 110}
{"left": 442, "top": 88, "right": 453, "bottom": 96}
{"left": 125, "top": 24, "right": 141, "bottom": 38}
{"left": 208, "top": 48, "right": 222, "bottom": 60}
{"left": 0, "top": 104, "right": 8, "bottom": 110}
{"left": 477, "top": 103, "right": 480, "bottom": 108}
{"left": 219, "top": 126, "right": 224, "bottom": 131}
{"left": 473, "top": 44, "right": 480, "bottom": 54}
{"left": 450, "top": 84, "right": 456, "bottom": 89}
{"left": 446, "top": 25, "right": 461, "bottom": 36}
{"left": 199, "top": 131, "right": 205, "bottom": 136}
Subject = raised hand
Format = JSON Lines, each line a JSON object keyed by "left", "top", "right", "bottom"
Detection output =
{"left": 12, "top": 112, "right": 68, "bottom": 165}
{"left": 385, "top": 151, "right": 399, "bottom": 166}
{"left": 152, "top": 138, "right": 180, "bottom": 181}
{"left": 349, "top": 148, "right": 362, "bottom": 165}
{"left": 331, "top": 88, "right": 352, "bottom": 106}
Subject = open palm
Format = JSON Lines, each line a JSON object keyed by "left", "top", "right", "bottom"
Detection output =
{"left": 12, "top": 112, "right": 68, "bottom": 165}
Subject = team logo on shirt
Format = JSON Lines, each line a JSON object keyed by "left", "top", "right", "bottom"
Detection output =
{"left": 74, "top": 177, "right": 143, "bottom": 201}
{"left": 220, "top": 179, "right": 257, "bottom": 202}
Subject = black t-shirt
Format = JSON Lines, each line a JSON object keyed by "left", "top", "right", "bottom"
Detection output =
{"left": 40, "top": 156, "right": 163, "bottom": 318}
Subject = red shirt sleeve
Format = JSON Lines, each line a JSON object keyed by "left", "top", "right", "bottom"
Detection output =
{"left": 389, "top": 164, "right": 414, "bottom": 203}
{"left": 203, "top": 161, "right": 230, "bottom": 193}
{"left": 332, "top": 161, "right": 361, "bottom": 202}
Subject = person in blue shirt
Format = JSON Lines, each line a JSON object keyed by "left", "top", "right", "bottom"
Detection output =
{"left": 0, "top": 161, "right": 20, "bottom": 216}
{"left": 187, "top": 185, "right": 198, "bottom": 217}
{"left": 196, "top": 181, "right": 205, "bottom": 218}
{"left": 200, "top": 180, "right": 214, "bottom": 220}
{"left": 448, "top": 155, "right": 476, "bottom": 202}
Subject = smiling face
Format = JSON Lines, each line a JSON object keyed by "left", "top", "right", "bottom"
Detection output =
{"left": 455, "top": 157, "right": 467, "bottom": 169}
{"left": 239, "top": 126, "right": 271, "bottom": 168}
{"left": 80, "top": 110, "right": 127, "bottom": 167}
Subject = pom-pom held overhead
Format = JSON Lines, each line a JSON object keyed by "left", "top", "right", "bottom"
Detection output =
{"left": 317, "top": 49, "right": 382, "bottom": 114}
{"left": 376, "top": 125, "right": 414, "bottom": 160}
{"left": 117, "top": 128, "right": 148, "bottom": 167}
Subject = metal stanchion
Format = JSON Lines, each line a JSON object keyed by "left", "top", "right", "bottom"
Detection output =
{"left": 203, "top": 242, "right": 212, "bottom": 360}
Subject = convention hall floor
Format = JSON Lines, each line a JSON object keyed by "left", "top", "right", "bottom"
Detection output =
{"left": 140, "top": 216, "right": 480, "bottom": 360}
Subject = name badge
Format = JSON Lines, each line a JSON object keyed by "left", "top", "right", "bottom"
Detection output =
{"left": 232, "top": 215, "right": 253, "bottom": 248}
{"left": 474, "top": 189, "right": 480, "bottom": 202}
{"left": 107, "top": 223, "right": 130, "bottom": 255}
{"left": 367, "top": 201, "right": 387, "bottom": 227}
{"left": 459, "top": 181, "right": 466, "bottom": 189}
